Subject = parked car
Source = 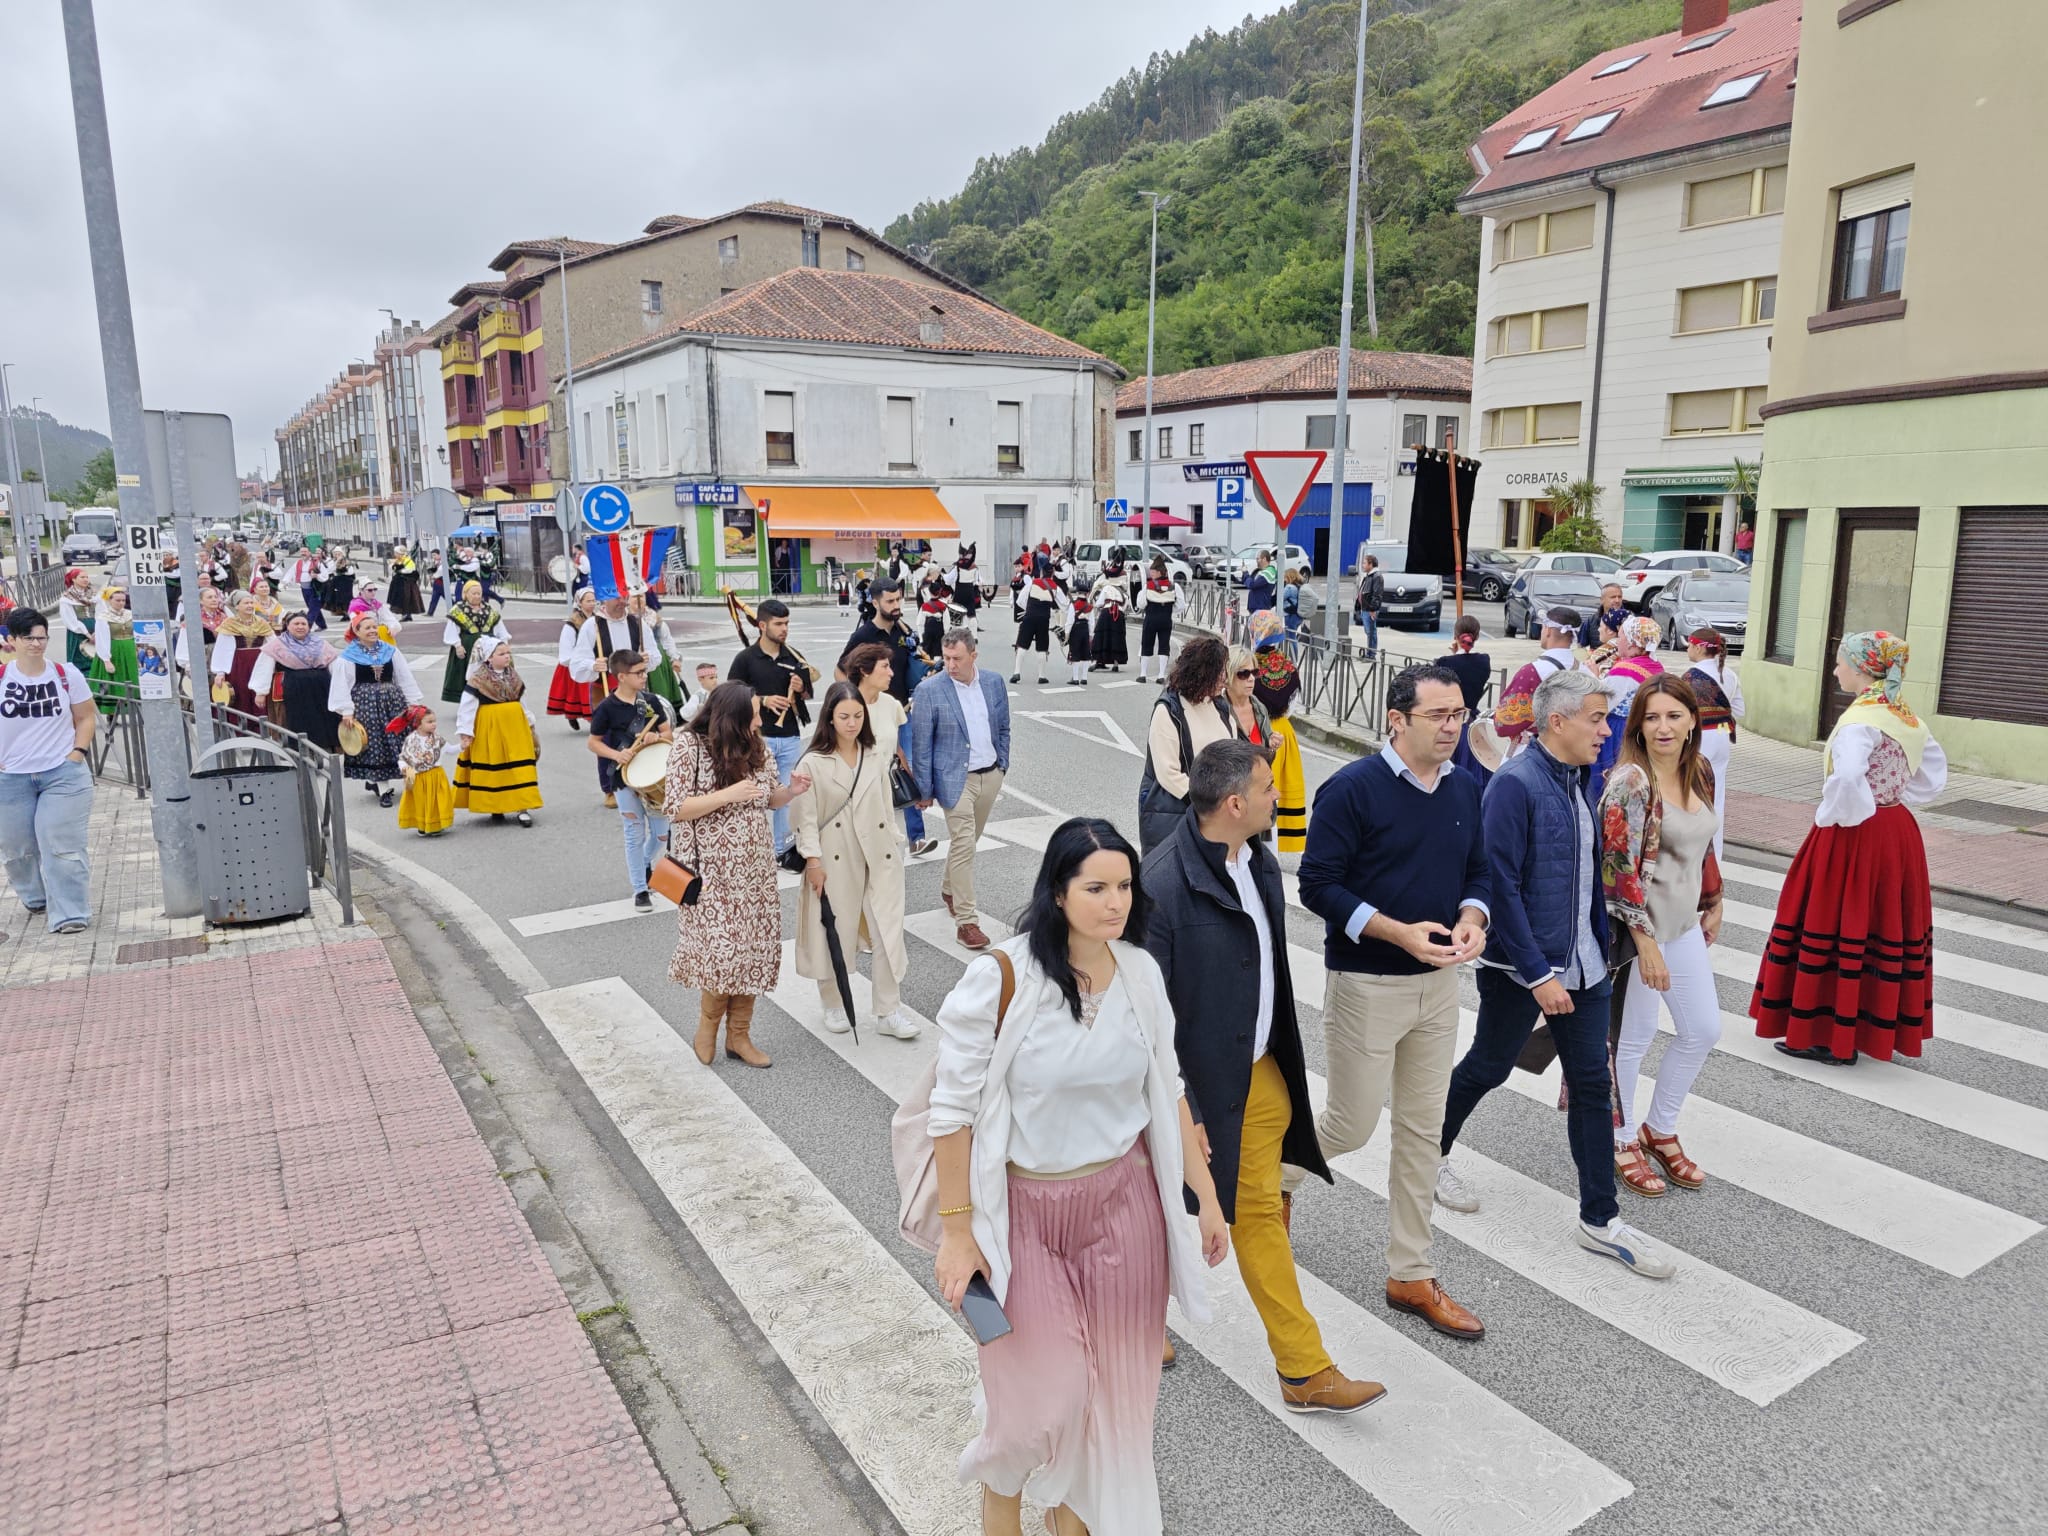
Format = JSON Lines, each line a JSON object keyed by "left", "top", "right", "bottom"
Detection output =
{"left": 1462, "top": 546, "right": 1536, "bottom": 603}
{"left": 1375, "top": 562, "right": 1444, "bottom": 631}
{"left": 1223, "top": 543, "right": 1313, "bottom": 584}
{"left": 1182, "top": 542, "right": 1234, "bottom": 579}
{"left": 1650, "top": 572, "right": 1752, "bottom": 652}
{"left": 1518, "top": 550, "right": 1624, "bottom": 579}
{"left": 1502, "top": 570, "right": 1606, "bottom": 638}
{"left": 1619, "top": 549, "right": 1746, "bottom": 611}
{"left": 60, "top": 509, "right": 122, "bottom": 565}
{"left": 1073, "top": 539, "right": 1191, "bottom": 586}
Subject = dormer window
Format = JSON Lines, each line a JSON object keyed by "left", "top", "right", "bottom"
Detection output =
{"left": 1506, "top": 126, "right": 1560, "bottom": 157}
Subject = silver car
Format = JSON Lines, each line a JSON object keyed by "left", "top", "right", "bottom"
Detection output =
{"left": 1651, "top": 572, "right": 1752, "bottom": 652}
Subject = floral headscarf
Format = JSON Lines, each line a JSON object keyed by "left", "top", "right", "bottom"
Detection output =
{"left": 1620, "top": 615, "right": 1662, "bottom": 654}
{"left": 1839, "top": 630, "right": 1916, "bottom": 723}
{"left": 1252, "top": 647, "right": 1300, "bottom": 717}
{"left": 465, "top": 635, "right": 526, "bottom": 703}
{"left": 1248, "top": 609, "right": 1285, "bottom": 651}
{"left": 339, "top": 611, "right": 394, "bottom": 667}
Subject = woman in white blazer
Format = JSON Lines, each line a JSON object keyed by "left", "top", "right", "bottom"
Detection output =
{"left": 927, "top": 817, "right": 1228, "bottom": 1536}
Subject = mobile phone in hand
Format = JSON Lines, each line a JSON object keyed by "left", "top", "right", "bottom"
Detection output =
{"left": 961, "top": 1274, "right": 1013, "bottom": 1345}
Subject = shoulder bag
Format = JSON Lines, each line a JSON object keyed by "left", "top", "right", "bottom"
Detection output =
{"left": 777, "top": 749, "right": 864, "bottom": 874}
{"left": 891, "top": 950, "right": 1015, "bottom": 1255}
{"left": 649, "top": 741, "right": 705, "bottom": 906}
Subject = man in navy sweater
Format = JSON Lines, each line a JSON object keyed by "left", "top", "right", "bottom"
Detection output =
{"left": 1439, "top": 667, "right": 1678, "bottom": 1279}
{"left": 1290, "top": 665, "right": 1491, "bottom": 1341}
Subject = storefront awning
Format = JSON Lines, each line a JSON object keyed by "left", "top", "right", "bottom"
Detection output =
{"left": 743, "top": 485, "right": 959, "bottom": 542}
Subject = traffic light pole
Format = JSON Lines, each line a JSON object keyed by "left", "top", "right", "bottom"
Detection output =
{"left": 60, "top": 0, "right": 202, "bottom": 916}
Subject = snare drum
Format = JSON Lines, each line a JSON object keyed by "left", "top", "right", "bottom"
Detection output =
{"left": 622, "top": 741, "right": 672, "bottom": 793}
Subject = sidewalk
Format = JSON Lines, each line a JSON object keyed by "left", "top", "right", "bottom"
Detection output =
{"left": 0, "top": 799, "right": 687, "bottom": 1534}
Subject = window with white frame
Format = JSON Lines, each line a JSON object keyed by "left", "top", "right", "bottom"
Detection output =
{"left": 1668, "top": 386, "right": 1768, "bottom": 436}
{"left": 998, "top": 402, "right": 1022, "bottom": 469}
{"left": 764, "top": 391, "right": 796, "bottom": 465}
{"left": 1129, "top": 428, "right": 1143, "bottom": 462}
{"left": 641, "top": 280, "right": 663, "bottom": 315}
{"left": 1305, "top": 414, "right": 1352, "bottom": 450}
{"left": 885, "top": 396, "right": 915, "bottom": 469}
{"left": 717, "top": 235, "right": 738, "bottom": 260}
{"left": 626, "top": 400, "right": 641, "bottom": 475}
{"left": 845, "top": 248, "right": 865, "bottom": 271}
{"left": 1189, "top": 423, "right": 1205, "bottom": 456}
{"left": 1156, "top": 423, "right": 1172, "bottom": 460}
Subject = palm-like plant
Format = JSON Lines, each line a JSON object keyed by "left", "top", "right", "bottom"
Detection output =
{"left": 1536, "top": 478, "right": 1612, "bottom": 555}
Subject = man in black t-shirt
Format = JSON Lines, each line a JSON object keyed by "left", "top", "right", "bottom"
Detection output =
{"left": 587, "top": 649, "right": 675, "bottom": 910}
{"left": 838, "top": 579, "right": 915, "bottom": 705}
{"left": 726, "top": 598, "right": 811, "bottom": 855}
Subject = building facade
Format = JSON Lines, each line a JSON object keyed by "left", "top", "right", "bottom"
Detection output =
{"left": 1742, "top": 0, "right": 2048, "bottom": 777}
{"left": 1459, "top": 0, "right": 1798, "bottom": 554}
{"left": 1111, "top": 347, "right": 1470, "bottom": 574}
{"left": 564, "top": 269, "right": 1120, "bottom": 596}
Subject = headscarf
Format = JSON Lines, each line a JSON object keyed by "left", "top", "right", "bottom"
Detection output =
{"left": 1839, "top": 630, "right": 1917, "bottom": 724}
{"left": 1252, "top": 648, "right": 1299, "bottom": 717}
{"left": 339, "top": 611, "right": 394, "bottom": 667}
{"left": 1620, "top": 615, "right": 1661, "bottom": 655}
{"left": 452, "top": 581, "right": 493, "bottom": 632}
{"left": 1687, "top": 626, "right": 1727, "bottom": 658}
{"left": 263, "top": 616, "right": 335, "bottom": 672}
{"left": 1249, "top": 609, "right": 1285, "bottom": 651}
{"left": 465, "top": 635, "right": 526, "bottom": 703}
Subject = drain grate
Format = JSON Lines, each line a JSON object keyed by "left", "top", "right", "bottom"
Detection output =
{"left": 1937, "top": 799, "right": 2048, "bottom": 830}
{"left": 114, "top": 937, "right": 209, "bottom": 964}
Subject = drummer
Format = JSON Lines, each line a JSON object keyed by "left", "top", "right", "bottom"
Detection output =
{"left": 587, "top": 649, "right": 676, "bottom": 911}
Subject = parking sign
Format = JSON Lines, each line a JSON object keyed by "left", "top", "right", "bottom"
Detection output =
{"left": 1215, "top": 477, "right": 1246, "bottom": 520}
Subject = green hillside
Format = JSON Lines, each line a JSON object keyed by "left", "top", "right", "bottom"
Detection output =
{"left": 3, "top": 407, "right": 112, "bottom": 505}
{"left": 887, "top": 0, "right": 1771, "bottom": 373}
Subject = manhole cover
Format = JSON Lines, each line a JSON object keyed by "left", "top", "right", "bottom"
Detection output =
{"left": 114, "top": 937, "right": 209, "bottom": 964}
{"left": 1938, "top": 799, "right": 2048, "bottom": 830}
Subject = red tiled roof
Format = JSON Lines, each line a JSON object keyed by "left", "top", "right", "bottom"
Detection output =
{"left": 642, "top": 215, "right": 702, "bottom": 234}
{"left": 576, "top": 201, "right": 977, "bottom": 296}
{"left": 1115, "top": 347, "right": 1471, "bottom": 413}
{"left": 1462, "top": 0, "right": 1801, "bottom": 206}
{"left": 443, "top": 278, "right": 505, "bottom": 307}
{"left": 488, "top": 236, "right": 612, "bottom": 272}
{"left": 579, "top": 269, "right": 1114, "bottom": 371}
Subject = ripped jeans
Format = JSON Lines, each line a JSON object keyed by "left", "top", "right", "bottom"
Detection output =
{"left": 616, "top": 786, "right": 671, "bottom": 895}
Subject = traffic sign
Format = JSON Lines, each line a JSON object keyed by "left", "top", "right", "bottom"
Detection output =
{"left": 125, "top": 522, "right": 164, "bottom": 587}
{"left": 1104, "top": 498, "right": 1130, "bottom": 523}
{"left": 580, "top": 482, "right": 632, "bottom": 533}
{"left": 1243, "top": 450, "right": 1327, "bottom": 530}
{"left": 1215, "top": 476, "right": 1247, "bottom": 520}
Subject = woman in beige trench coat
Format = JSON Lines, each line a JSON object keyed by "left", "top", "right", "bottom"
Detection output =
{"left": 794, "top": 682, "right": 919, "bottom": 1041}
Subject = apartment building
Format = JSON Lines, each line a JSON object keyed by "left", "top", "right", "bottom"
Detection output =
{"left": 564, "top": 269, "right": 1121, "bottom": 596}
{"left": 1742, "top": 0, "right": 2048, "bottom": 777}
{"left": 1460, "top": 0, "right": 1799, "bottom": 554}
{"left": 1111, "top": 348, "right": 1471, "bottom": 575}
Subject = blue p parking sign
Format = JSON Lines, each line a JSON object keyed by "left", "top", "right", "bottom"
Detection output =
{"left": 1215, "top": 477, "right": 1246, "bottom": 520}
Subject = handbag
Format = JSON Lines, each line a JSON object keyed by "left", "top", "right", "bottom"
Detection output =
{"left": 889, "top": 760, "right": 922, "bottom": 810}
{"left": 891, "top": 950, "right": 1015, "bottom": 1255}
{"left": 655, "top": 745, "right": 709, "bottom": 905}
{"left": 779, "top": 751, "right": 865, "bottom": 873}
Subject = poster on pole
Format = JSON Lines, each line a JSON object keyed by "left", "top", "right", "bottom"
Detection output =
{"left": 131, "top": 618, "right": 172, "bottom": 699}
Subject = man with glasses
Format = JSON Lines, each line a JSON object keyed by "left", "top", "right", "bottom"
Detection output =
{"left": 0, "top": 608, "right": 100, "bottom": 934}
{"left": 1287, "top": 665, "right": 1491, "bottom": 1341}
{"left": 587, "top": 650, "right": 674, "bottom": 911}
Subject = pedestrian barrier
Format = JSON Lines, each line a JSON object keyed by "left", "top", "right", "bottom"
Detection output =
{"left": 2, "top": 563, "right": 71, "bottom": 615}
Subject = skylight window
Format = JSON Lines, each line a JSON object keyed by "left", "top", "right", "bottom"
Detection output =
{"left": 1563, "top": 110, "right": 1622, "bottom": 143}
{"left": 1675, "top": 28, "right": 1733, "bottom": 55}
{"left": 1702, "top": 71, "right": 1768, "bottom": 108}
{"left": 1506, "top": 126, "right": 1559, "bottom": 157}
{"left": 1594, "top": 54, "right": 1646, "bottom": 78}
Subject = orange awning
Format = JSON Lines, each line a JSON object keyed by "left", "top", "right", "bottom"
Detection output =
{"left": 743, "top": 485, "right": 959, "bottom": 541}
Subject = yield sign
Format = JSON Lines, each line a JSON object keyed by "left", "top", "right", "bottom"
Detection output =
{"left": 1243, "top": 450, "right": 1327, "bottom": 529}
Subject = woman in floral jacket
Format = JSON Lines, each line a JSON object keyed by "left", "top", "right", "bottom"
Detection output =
{"left": 1599, "top": 675, "right": 1725, "bottom": 1199}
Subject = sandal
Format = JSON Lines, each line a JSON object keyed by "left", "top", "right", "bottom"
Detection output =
{"left": 1639, "top": 1128, "right": 1705, "bottom": 1190}
{"left": 1615, "top": 1141, "right": 1667, "bottom": 1198}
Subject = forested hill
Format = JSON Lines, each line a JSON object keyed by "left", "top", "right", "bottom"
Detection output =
{"left": 887, "top": 0, "right": 1769, "bottom": 372}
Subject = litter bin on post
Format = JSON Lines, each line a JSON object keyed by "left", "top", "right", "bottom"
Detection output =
{"left": 191, "top": 737, "right": 312, "bottom": 924}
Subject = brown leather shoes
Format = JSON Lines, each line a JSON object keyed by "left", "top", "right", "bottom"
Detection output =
{"left": 1385, "top": 1278, "right": 1485, "bottom": 1340}
{"left": 1279, "top": 1366, "right": 1386, "bottom": 1415}
{"left": 957, "top": 923, "right": 991, "bottom": 951}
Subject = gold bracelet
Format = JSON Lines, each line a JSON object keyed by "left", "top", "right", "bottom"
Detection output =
{"left": 938, "top": 1203, "right": 973, "bottom": 1217}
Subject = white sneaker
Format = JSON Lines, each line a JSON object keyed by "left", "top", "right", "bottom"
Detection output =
{"left": 821, "top": 1008, "right": 853, "bottom": 1035}
{"left": 875, "top": 1010, "right": 922, "bottom": 1041}
{"left": 1576, "top": 1217, "right": 1677, "bottom": 1279}
{"left": 1434, "top": 1160, "right": 1479, "bottom": 1214}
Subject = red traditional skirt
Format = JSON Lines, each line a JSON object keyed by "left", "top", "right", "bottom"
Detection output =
{"left": 545, "top": 664, "right": 591, "bottom": 721}
{"left": 1750, "top": 803, "right": 1934, "bottom": 1061}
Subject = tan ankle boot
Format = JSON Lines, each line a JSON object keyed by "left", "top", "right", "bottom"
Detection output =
{"left": 694, "top": 992, "right": 727, "bottom": 1065}
{"left": 724, "top": 994, "right": 772, "bottom": 1069}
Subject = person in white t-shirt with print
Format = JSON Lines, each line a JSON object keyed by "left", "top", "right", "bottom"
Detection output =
{"left": 0, "top": 608, "right": 100, "bottom": 934}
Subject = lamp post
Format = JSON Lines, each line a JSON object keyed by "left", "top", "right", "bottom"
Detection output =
{"left": 1321, "top": 0, "right": 1370, "bottom": 644}
{"left": 0, "top": 364, "right": 27, "bottom": 578}
{"left": 29, "top": 397, "right": 51, "bottom": 487}
{"left": 1137, "top": 191, "right": 1170, "bottom": 570}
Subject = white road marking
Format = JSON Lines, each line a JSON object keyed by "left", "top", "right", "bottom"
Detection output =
{"left": 1719, "top": 859, "right": 2048, "bottom": 953}
{"left": 1720, "top": 898, "right": 2048, "bottom": 1002}
{"left": 527, "top": 977, "right": 988, "bottom": 1536}
{"left": 902, "top": 913, "right": 1864, "bottom": 1403}
{"left": 995, "top": 784, "right": 1066, "bottom": 818}
{"left": 1017, "top": 709, "right": 1143, "bottom": 758}
{"left": 769, "top": 943, "right": 1632, "bottom": 1536}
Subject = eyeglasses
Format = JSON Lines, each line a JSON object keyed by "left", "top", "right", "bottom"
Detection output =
{"left": 13, "top": 634, "right": 49, "bottom": 645}
{"left": 1399, "top": 708, "right": 1472, "bottom": 727}
{"left": 1233, "top": 668, "right": 1256, "bottom": 680}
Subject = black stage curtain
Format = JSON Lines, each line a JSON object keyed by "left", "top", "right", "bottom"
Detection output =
{"left": 1406, "top": 447, "right": 1480, "bottom": 578}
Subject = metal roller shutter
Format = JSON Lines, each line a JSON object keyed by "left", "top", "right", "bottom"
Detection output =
{"left": 1939, "top": 508, "right": 2048, "bottom": 725}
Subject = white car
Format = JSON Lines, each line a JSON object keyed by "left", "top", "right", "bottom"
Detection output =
{"left": 1517, "top": 551, "right": 1624, "bottom": 579}
{"left": 1072, "top": 539, "right": 1191, "bottom": 586}
{"left": 1619, "top": 550, "right": 1747, "bottom": 611}
{"left": 1223, "top": 543, "right": 1313, "bottom": 584}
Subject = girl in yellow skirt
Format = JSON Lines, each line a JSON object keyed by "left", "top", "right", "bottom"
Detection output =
{"left": 453, "top": 636, "right": 543, "bottom": 827}
{"left": 393, "top": 704, "right": 454, "bottom": 836}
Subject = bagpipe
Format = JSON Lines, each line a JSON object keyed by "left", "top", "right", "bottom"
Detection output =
{"left": 722, "top": 588, "right": 821, "bottom": 688}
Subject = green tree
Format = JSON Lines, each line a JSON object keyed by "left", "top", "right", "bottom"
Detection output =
{"left": 1389, "top": 279, "right": 1475, "bottom": 356}
{"left": 62, "top": 448, "right": 117, "bottom": 508}
{"left": 1536, "top": 479, "right": 1613, "bottom": 555}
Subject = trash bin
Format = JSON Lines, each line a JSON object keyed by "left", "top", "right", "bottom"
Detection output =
{"left": 191, "top": 737, "right": 312, "bottom": 924}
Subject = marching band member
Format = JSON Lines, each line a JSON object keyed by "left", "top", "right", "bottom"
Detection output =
{"left": 1136, "top": 556, "right": 1181, "bottom": 683}
{"left": 1011, "top": 565, "right": 1063, "bottom": 686}
{"left": 1089, "top": 556, "right": 1131, "bottom": 673}
{"left": 548, "top": 590, "right": 599, "bottom": 732}
{"left": 569, "top": 591, "right": 652, "bottom": 804}
{"left": 1065, "top": 588, "right": 1094, "bottom": 687}
{"left": 588, "top": 648, "right": 676, "bottom": 911}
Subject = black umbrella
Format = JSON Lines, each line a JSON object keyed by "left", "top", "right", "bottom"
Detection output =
{"left": 817, "top": 890, "right": 860, "bottom": 1044}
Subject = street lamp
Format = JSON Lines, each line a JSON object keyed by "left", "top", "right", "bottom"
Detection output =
{"left": 1137, "top": 191, "right": 1170, "bottom": 571}
{"left": 1321, "top": 0, "right": 1370, "bottom": 644}
{"left": 29, "top": 398, "right": 50, "bottom": 487}
{"left": 0, "top": 364, "right": 27, "bottom": 577}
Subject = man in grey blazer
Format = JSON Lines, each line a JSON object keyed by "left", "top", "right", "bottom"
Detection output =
{"left": 910, "top": 627, "right": 1011, "bottom": 951}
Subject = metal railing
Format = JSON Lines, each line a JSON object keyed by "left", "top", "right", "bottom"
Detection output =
{"left": 2, "top": 563, "right": 72, "bottom": 614}
{"left": 84, "top": 681, "right": 355, "bottom": 924}
{"left": 1177, "top": 580, "right": 1508, "bottom": 744}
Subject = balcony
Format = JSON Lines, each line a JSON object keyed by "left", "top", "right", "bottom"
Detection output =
{"left": 445, "top": 385, "right": 483, "bottom": 428}
{"left": 478, "top": 308, "right": 523, "bottom": 349}
{"left": 438, "top": 333, "right": 477, "bottom": 370}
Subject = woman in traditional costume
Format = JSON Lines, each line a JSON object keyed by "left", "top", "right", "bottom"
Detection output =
{"left": 386, "top": 542, "right": 424, "bottom": 619}
{"left": 453, "top": 636, "right": 542, "bottom": 827}
{"left": 88, "top": 586, "right": 141, "bottom": 713}
{"left": 58, "top": 569, "right": 97, "bottom": 670}
{"left": 439, "top": 580, "right": 508, "bottom": 704}
{"left": 245, "top": 577, "right": 286, "bottom": 632}
{"left": 1089, "top": 556, "right": 1131, "bottom": 673}
{"left": 548, "top": 589, "right": 598, "bottom": 731}
{"left": 328, "top": 611, "right": 423, "bottom": 807}
{"left": 207, "top": 592, "right": 277, "bottom": 721}
{"left": 249, "top": 612, "right": 339, "bottom": 750}
{"left": 629, "top": 589, "right": 688, "bottom": 711}
{"left": 1752, "top": 632, "right": 1946, "bottom": 1066}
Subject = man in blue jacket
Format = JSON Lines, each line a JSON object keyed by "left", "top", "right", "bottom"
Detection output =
{"left": 910, "top": 628, "right": 1010, "bottom": 952}
{"left": 1438, "top": 667, "right": 1679, "bottom": 1279}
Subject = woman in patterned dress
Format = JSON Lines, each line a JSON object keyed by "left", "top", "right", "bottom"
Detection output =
{"left": 327, "top": 611, "right": 424, "bottom": 807}
{"left": 440, "top": 580, "right": 508, "bottom": 704}
{"left": 664, "top": 681, "right": 812, "bottom": 1069}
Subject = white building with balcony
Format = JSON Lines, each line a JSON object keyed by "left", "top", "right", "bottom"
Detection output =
{"left": 1459, "top": 0, "right": 1800, "bottom": 555}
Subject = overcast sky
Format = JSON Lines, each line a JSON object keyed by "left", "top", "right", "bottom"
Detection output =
{"left": 3, "top": 0, "right": 1272, "bottom": 477}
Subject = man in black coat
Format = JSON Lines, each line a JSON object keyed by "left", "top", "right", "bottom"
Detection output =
{"left": 1142, "top": 739, "right": 1385, "bottom": 1416}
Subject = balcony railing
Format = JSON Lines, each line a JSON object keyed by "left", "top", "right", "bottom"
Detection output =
{"left": 439, "top": 333, "right": 477, "bottom": 367}
{"left": 478, "top": 308, "right": 522, "bottom": 346}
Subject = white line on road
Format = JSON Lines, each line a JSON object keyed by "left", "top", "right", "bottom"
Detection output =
{"left": 1718, "top": 860, "right": 2048, "bottom": 953}
{"left": 1720, "top": 899, "right": 2048, "bottom": 1002}
{"left": 1016, "top": 709, "right": 1144, "bottom": 757}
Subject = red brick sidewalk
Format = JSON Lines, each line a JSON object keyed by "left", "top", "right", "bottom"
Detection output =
{"left": 0, "top": 937, "right": 683, "bottom": 1536}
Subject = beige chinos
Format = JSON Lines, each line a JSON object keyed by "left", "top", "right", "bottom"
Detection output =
{"left": 940, "top": 768, "right": 1004, "bottom": 925}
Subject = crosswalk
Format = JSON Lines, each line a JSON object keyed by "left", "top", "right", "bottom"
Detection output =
{"left": 505, "top": 808, "right": 2048, "bottom": 1535}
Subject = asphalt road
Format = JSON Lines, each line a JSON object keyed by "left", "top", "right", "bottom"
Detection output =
{"left": 361, "top": 604, "right": 2048, "bottom": 1536}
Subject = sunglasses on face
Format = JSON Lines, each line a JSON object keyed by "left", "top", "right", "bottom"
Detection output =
{"left": 1233, "top": 668, "right": 1256, "bottom": 680}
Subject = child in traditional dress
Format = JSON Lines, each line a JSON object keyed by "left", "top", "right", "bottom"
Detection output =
{"left": 393, "top": 704, "right": 454, "bottom": 836}
{"left": 1065, "top": 590, "right": 1094, "bottom": 686}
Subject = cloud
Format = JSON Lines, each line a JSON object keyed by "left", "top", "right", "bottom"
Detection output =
{"left": 5, "top": 0, "right": 1267, "bottom": 475}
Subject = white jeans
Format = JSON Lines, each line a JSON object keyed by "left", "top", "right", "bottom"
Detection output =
{"left": 1613, "top": 925, "right": 1723, "bottom": 1146}
{"left": 1699, "top": 729, "right": 1732, "bottom": 858}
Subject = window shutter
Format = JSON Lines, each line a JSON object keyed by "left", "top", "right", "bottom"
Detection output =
{"left": 1546, "top": 206, "right": 1595, "bottom": 251}
{"left": 1839, "top": 169, "right": 1913, "bottom": 222}
{"left": 1533, "top": 402, "right": 1581, "bottom": 441}
{"left": 763, "top": 392, "right": 795, "bottom": 433}
{"left": 1679, "top": 283, "right": 1744, "bottom": 333}
{"left": 1672, "top": 390, "right": 1737, "bottom": 433}
{"left": 1542, "top": 305, "right": 1589, "bottom": 348}
{"left": 1687, "top": 172, "right": 1754, "bottom": 225}
{"left": 1940, "top": 509, "right": 2048, "bottom": 725}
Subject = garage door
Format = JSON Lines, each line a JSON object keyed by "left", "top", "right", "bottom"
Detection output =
{"left": 1939, "top": 507, "right": 2048, "bottom": 726}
